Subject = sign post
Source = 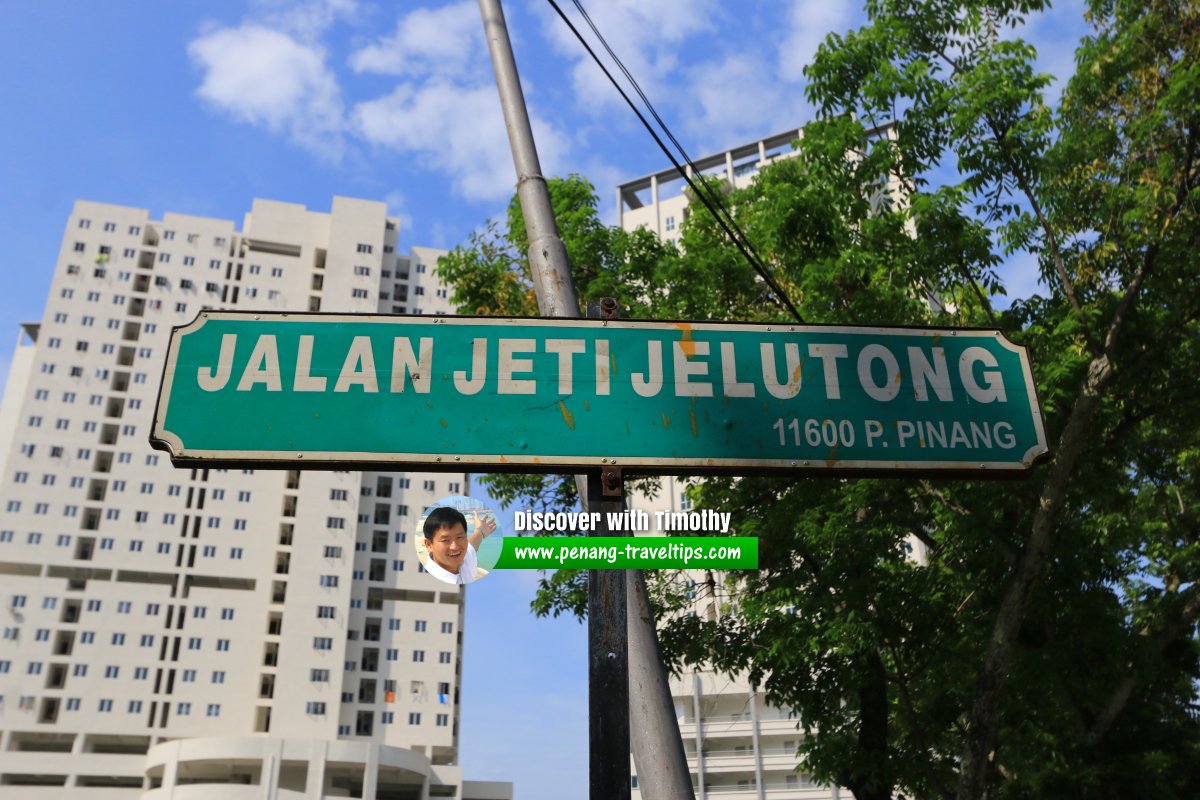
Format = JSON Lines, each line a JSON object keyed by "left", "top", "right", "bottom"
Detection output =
{"left": 152, "top": 311, "right": 1048, "bottom": 475}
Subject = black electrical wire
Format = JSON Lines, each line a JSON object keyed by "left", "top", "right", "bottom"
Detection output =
{"left": 545, "top": 0, "right": 806, "bottom": 324}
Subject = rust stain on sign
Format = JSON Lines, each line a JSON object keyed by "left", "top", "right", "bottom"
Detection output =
{"left": 690, "top": 409, "right": 699, "bottom": 438}
{"left": 558, "top": 401, "right": 576, "bottom": 431}
{"left": 439, "top": 419, "right": 448, "bottom": 428}
{"left": 661, "top": 412, "right": 672, "bottom": 431}
{"left": 584, "top": 399, "right": 591, "bottom": 411}
{"left": 826, "top": 444, "right": 840, "bottom": 467}
{"left": 675, "top": 322, "right": 697, "bottom": 357}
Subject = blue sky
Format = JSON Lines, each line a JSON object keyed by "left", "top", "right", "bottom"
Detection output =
{"left": 0, "top": 1, "right": 1090, "bottom": 796}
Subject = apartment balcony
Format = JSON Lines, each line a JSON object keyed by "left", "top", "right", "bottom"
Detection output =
{"left": 690, "top": 749, "right": 757, "bottom": 773}
{"left": 697, "top": 782, "right": 836, "bottom": 799}
{"left": 689, "top": 714, "right": 754, "bottom": 738}
{"left": 688, "top": 747, "right": 806, "bottom": 776}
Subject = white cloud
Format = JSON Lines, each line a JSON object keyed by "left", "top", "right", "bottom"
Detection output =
{"left": 349, "top": 1, "right": 483, "bottom": 78}
{"left": 188, "top": 24, "right": 345, "bottom": 158}
{"left": 353, "top": 80, "right": 568, "bottom": 203}
{"left": 778, "top": 0, "right": 853, "bottom": 82}
{"left": 539, "top": 0, "right": 719, "bottom": 112}
{"left": 681, "top": 53, "right": 808, "bottom": 149}
{"left": 383, "top": 190, "right": 414, "bottom": 234}
{"left": 262, "top": 0, "right": 358, "bottom": 41}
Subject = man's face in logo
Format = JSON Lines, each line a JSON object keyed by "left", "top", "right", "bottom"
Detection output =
{"left": 426, "top": 523, "right": 468, "bottom": 573}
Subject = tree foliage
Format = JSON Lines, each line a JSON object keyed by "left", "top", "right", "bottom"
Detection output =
{"left": 438, "top": 1, "right": 1200, "bottom": 797}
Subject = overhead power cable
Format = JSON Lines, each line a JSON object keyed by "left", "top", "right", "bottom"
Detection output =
{"left": 545, "top": 0, "right": 805, "bottom": 324}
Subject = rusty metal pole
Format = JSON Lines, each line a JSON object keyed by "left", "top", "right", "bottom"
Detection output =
{"left": 478, "top": 3, "right": 628, "bottom": 798}
{"left": 476, "top": 0, "right": 577, "bottom": 318}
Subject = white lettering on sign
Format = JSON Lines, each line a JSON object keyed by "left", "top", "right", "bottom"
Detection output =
{"left": 295, "top": 335, "right": 327, "bottom": 392}
{"left": 391, "top": 337, "right": 432, "bottom": 394}
{"left": 197, "top": 333, "right": 237, "bottom": 392}
{"left": 673, "top": 341, "right": 713, "bottom": 397}
{"left": 960, "top": 347, "right": 1007, "bottom": 403}
{"left": 908, "top": 346, "right": 950, "bottom": 402}
{"left": 334, "top": 336, "right": 378, "bottom": 393}
{"left": 857, "top": 344, "right": 900, "bottom": 402}
{"left": 544, "top": 339, "right": 586, "bottom": 394}
{"left": 808, "top": 343, "right": 848, "bottom": 399}
{"left": 720, "top": 341, "right": 754, "bottom": 398}
{"left": 498, "top": 338, "right": 537, "bottom": 395}
{"left": 632, "top": 341, "right": 663, "bottom": 398}
{"left": 454, "top": 338, "right": 487, "bottom": 396}
{"left": 595, "top": 339, "right": 610, "bottom": 396}
{"left": 761, "top": 342, "right": 802, "bottom": 400}
{"left": 189, "top": 331, "right": 1020, "bottom": 409}
{"left": 237, "top": 335, "right": 282, "bottom": 392}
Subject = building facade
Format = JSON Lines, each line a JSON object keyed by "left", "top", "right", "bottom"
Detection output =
{"left": 616, "top": 121, "right": 899, "bottom": 250}
{"left": 625, "top": 481, "right": 841, "bottom": 800}
{"left": 617, "top": 127, "right": 862, "bottom": 798}
{"left": 0, "top": 197, "right": 510, "bottom": 800}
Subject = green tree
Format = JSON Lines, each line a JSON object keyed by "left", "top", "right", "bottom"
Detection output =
{"left": 438, "top": 1, "right": 1200, "bottom": 795}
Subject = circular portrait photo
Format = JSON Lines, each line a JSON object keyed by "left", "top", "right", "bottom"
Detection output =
{"left": 415, "top": 496, "right": 502, "bottom": 586}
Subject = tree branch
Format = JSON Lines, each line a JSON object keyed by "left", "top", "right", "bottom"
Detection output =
{"left": 1085, "top": 582, "right": 1200, "bottom": 744}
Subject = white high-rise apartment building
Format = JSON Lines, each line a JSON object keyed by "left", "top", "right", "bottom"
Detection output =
{"left": 618, "top": 127, "right": 858, "bottom": 799}
{"left": 626, "top": 485, "right": 842, "bottom": 800}
{"left": 616, "top": 121, "right": 898, "bottom": 250}
{"left": 0, "top": 197, "right": 511, "bottom": 800}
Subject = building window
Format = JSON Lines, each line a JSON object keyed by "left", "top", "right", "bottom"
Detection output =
{"left": 408, "top": 712, "right": 421, "bottom": 725}
{"left": 356, "top": 244, "right": 373, "bottom": 253}
{"left": 206, "top": 704, "right": 221, "bottom": 717}
{"left": 311, "top": 669, "right": 330, "bottom": 682}
{"left": 439, "top": 651, "right": 452, "bottom": 664}
{"left": 319, "top": 575, "right": 338, "bottom": 588}
{"left": 436, "top": 713, "right": 449, "bottom": 726}
{"left": 313, "top": 637, "right": 333, "bottom": 650}
{"left": 306, "top": 702, "right": 326, "bottom": 715}
{"left": 413, "top": 650, "right": 425, "bottom": 663}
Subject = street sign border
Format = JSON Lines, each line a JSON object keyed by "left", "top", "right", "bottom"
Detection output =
{"left": 150, "top": 311, "right": 1050, "bottom": 477}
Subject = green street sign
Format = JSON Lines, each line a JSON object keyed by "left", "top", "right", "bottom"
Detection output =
{"left": 150, "top": 311, "right": 1048, "bottom": 474}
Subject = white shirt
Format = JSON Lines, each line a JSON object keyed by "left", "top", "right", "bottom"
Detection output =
{"left": 425, "top": 542, "right": 478, "bottom": 585}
